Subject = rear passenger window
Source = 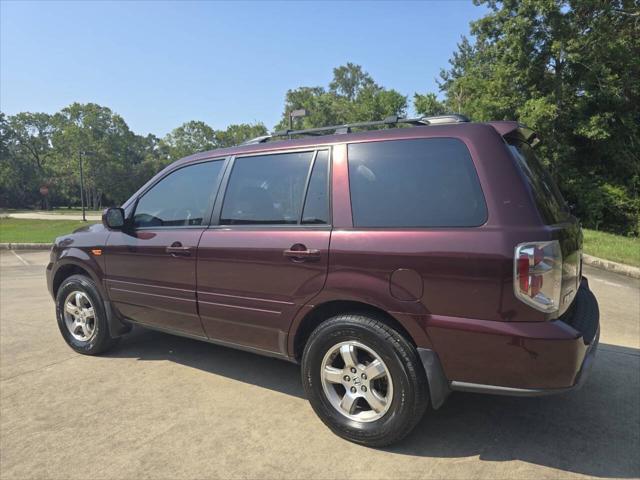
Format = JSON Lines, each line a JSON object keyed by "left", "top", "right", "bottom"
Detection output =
{"left": 221, "top": 151, "right": 314, "bottom": 225}
{"left": 348, "top": 139, "right": 487, "bottom": 227}
{"left": 302, "top": 150, "right": 329, "bottom": 224}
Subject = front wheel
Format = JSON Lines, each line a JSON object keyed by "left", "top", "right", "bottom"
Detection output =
{"left": 55, "top": 274, "right": 119, "bottom": 355}
{"left": 301, "top": 314, "right": 428, "bottom": 447}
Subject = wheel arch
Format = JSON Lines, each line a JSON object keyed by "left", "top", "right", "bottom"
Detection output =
{"left": 291, "top": 300, "right": 419, "bottom": 362}
{"left": 52, "top": 258, "right": 130, "bottom": 338}
{"left": 291, "top": 299, "right": 451, "bottom": 410}
{"left": 52, "top": 262, "right": 98, "bottom": 298}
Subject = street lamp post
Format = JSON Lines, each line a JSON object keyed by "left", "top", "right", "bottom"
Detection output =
{"left": 289, "top": 109, "right": 307, "bottom": 138}
{"left": 79, "top": 150, "right": 86, "bottom": 222}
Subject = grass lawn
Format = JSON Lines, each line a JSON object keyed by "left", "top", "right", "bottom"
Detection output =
{"left": 583, "top": 229, "right": 640, "bottom": 267}
{"left": 0, "top": 218, "right": 96, "bottom": 243}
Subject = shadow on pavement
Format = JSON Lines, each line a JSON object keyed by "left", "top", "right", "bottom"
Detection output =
{"left": 110, "top": 326, "right": 304, "bottom": 398}
{"left": 110, "top": 327, "right": 640, "bottom": 478}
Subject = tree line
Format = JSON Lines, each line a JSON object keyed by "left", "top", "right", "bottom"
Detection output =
{"left": 0, "top": 105, "right": 268, "bottom": 211}
{"left": 1, "top": 0, "right": 638, "bottom": 235}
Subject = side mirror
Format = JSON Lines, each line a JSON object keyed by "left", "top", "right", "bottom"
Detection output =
{"left": 103, "top": 207, "right": 125, "bottom": 230}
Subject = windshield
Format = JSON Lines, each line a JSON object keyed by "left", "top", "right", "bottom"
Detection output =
{"left": 507, "top": 140, "right": 569, "bottom": 224}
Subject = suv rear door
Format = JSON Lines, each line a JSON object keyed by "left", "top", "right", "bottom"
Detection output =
{"left": 324, "top": 137, "right": 503, "bottom": 323}
{"left": 196, "top": 149, "right": 331, "bottom": 355}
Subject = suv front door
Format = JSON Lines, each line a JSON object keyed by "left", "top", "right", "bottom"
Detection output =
{"left": 197, "top": 149, "right": 331, "bottom": 355}
{"left": 106, "top": 159, "right": 226, "bottom": 336}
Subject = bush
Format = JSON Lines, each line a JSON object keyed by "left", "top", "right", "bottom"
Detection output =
{"left": 562, "top": 176, "right": 639, "bottom": 236}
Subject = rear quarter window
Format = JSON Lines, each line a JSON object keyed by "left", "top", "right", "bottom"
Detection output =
{"left": 347, "top": 138, "right": 487, "bottom": 228}
{"left": 506, "top": 140, "right": 569, "bottom": 224}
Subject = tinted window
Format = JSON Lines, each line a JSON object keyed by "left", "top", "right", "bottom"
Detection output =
{"left": 507, "top": 140, "right": 568, "bottom": 224}
{"left": 302, "top": 150, "right": 329, "bottom": 224}
{"left": 134, "top": 161, "right": 223, "bottom": 228}
{"left": 348, "top": 139, "right": 487, "bottom": 227}
{"left": 221, "top": 151, "right": 314, "bottom": 225}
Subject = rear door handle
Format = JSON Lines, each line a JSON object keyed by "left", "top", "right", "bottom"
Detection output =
{"left": 283, "top": 247, "right": 321, "bottom": 261}
{"left": 166, "top": 245, "right": 192, "bottom": 257}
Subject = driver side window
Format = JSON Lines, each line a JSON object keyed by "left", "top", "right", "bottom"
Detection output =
{"left": 134, "top": 160, "right": 224, "bottom": 228}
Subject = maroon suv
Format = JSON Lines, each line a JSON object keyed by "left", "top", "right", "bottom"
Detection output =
{"left": 46, "top": 115, "right": 599, "bottom": 446}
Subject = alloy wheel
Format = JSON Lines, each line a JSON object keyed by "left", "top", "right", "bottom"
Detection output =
{"left": 63, "top": 291, "right": 97, "bottom": 342}
{"left": 320, "top": 340, "right": 393, "bottom": 422}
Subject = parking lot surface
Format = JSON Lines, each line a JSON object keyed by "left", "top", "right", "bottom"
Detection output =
{"left": 1, "top": 250, "right": 638, "bottom": 479}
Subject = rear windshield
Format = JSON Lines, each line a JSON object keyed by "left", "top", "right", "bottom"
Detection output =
{"left": 348, "top": 138, "right": 487, "bottom": 228}
{"left": 507, "top": 140, "right": 569, "bottom": 224}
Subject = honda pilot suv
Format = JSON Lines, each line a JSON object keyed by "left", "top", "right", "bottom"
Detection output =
{"left": 46, "top": 115, "right": 599, "bottom": 447}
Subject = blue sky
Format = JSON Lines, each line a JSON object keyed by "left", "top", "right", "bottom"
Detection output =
{"left": 1, "top": 1, "right": 487, "bottom": 136}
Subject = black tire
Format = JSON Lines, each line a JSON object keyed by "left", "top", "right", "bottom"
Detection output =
{"left": 55, "top": 274, "right": 119, "bottom": 355}
{"left": 301, "top": 313, "right": 428, "bottom": 447}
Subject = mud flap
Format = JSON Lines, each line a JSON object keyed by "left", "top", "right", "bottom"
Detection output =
{"left": 417, "top": 348, "right": 451, "bottom": 409}
{"left": 104, "top": 300, "right": 132, "bottom": 338}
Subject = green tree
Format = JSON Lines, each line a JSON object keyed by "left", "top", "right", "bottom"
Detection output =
{"left": 413, "top": 93, "right": 447, "bottom": 116}
{"left": 329, "top": 63, "right": 377, "bottom": 101}
{"left": 51, "top": 103, "right": 141, "bottom": 208}
{"left": 1, "top": 107, "right": 268, "bottom": 209}
{"left": 0, "top": 112, "right": 55, "bottom": 208}
{"left": 162, "top": 120, "right": 217, "bottom": 161}
{"left": 215, "top": 123, "right": 268, "bottom": 148}
{"left": 130, "top": 133, "right": 172, "bottom": 189}
{"left": 439, "top": 0, "right": 640, "bottom": 235}
{"left": 162, "top": 121, "right": 267, "bottom": 158}
{"left": 276, "top": 63, "right": 407, "bottom": 130}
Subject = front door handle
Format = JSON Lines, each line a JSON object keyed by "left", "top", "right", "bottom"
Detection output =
{"left": 166, "top": 242, "right": 191, "bottom": 257}
{"left": 283, "top": 245, "right": 321, "bottom": 261}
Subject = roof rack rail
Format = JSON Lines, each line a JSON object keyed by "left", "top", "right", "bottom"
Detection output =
{"left": 240, "top": 114, "right": 470, "bottom": 145}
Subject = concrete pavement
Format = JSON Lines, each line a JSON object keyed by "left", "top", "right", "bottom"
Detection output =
{"left": 1, "top": 250, "right": 638, "bottom": 479}
{"left": 5, "top": 212, "right": 102, "bottom": 221}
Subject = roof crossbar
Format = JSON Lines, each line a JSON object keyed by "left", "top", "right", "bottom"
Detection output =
{"left": 241, "top": 114, "right": 470, "bottom": 145}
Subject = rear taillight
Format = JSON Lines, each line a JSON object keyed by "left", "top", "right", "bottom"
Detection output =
{"left": 514, "top": 240, "right": 562, "bottom": 313}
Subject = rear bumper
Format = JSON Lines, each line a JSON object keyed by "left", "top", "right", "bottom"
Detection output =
{"left": 421, "top": 278, "right": 600, "bottom": 407}
{"left": 449, "top": 325, "right": 599, "bottom": 397}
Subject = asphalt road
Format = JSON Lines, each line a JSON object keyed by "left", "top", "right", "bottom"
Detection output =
{"left": 1, "top": 250, "right": 638, "bottom": 480}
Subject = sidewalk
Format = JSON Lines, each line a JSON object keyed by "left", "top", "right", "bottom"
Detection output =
{"left": 4, "top": 212, "right": 102, "bottom": 221}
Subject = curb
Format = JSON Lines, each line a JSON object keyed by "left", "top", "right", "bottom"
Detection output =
{"left": 0, "top": 243, "right": 52, "bottom": 250}
{"left": 583, "top": 254, "right": 640, "bottom": 279}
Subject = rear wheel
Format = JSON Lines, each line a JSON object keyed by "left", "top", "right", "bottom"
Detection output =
{"left": 56, "top": 274, "right": 119, "bottom": 355}
{"left": 301, "top": 313, "right": 428, "bottom": 447}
